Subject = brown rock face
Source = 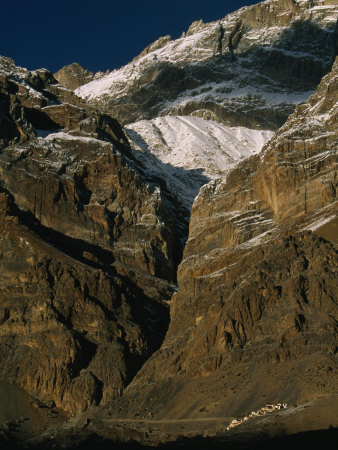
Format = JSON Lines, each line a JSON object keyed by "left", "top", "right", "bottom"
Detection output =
{"left": 254, "top": 72, "right": 337, "bottom": 225}
{"left": 0, "top": 192, "right": 172, "bottom": 415}
{"left": 238, "top": 0, "right": 336, "bottom": 28}
{"left": 54, "top": 63, "right": 95, "bottom": 91}
{"left": 120, "top": 58, "right": 338, "bottom": 418}
{"left": 0, "top": 57, "right": 180, "bottom": 414}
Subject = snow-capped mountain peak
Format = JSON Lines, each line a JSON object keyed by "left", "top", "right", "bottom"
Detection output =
{"left": 75, "top": 0, "right": 337, "bottom": 129}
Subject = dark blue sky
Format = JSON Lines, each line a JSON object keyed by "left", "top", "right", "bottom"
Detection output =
{"left": 2, "top": 0, "right": 261, "bottom": 74}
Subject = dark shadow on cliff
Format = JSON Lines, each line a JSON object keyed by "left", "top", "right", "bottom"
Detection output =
{"left": 236, "top": 20, "right": 338, "bottom": 90}
{"left": 0, "top": 186, "right": 171, "bottom": 381}
{"left": 0, "top": 186, "right": 116, "bottom": 271}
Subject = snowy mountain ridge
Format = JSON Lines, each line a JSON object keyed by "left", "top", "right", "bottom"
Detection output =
{"left": 76, "top": 0, "right": 337, "bottom": 100}
{"left": 75, "top": 0, "right": 338, "bottom": 129}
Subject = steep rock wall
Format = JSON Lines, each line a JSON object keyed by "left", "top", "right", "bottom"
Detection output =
{"left": 118, "top": 56, "right": 338, "bottom": 419}
{"left": 0, "top": 56, "right": 180, "bottom": 414}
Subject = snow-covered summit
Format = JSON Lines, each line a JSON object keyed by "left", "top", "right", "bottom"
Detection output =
{"left": 76, "top": 0, "right": 336, "bottom": 100}
{"left": 75, "top": 0, "right": 337, "bottom": 129}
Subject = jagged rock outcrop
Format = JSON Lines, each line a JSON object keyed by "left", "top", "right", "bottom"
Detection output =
{"left": 0, "top": 56, "right": 180, "bottom": 414}
{"left": 0, "top": 56, "right": 87, "bottom": 147}
{"left": 132, "top": 36, "right": 172, "bottom": 62}
{"left": 115, "top": 56, "right": 337, "bottom": 419}
{"left": 54, "top": 62, "right": 106, "bottom": 91}
{"left": 75, "top": 0, "right": 338, "bottom": 129}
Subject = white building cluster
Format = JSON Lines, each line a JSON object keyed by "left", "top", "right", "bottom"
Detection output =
{"left": 226, "top": 402, "right": 287, "bottom": 430}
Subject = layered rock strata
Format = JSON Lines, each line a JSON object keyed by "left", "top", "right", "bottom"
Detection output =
{"left": 0, "top": 56, "right": 180, "bottom": 414}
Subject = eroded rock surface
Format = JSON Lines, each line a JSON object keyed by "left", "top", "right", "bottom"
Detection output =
{"left": 0, "top": 56, "right": 180, "bottom": 415}
{"left": 54, "top": 63, "right": 96, "bottom": 91}
{"left": 0, "top": 0, "right": 337, "bottom": 444}
{"left": 115, "top": 56, "right": 338, "bottom": 419}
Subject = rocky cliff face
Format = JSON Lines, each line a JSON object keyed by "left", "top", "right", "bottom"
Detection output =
{"left": 0, "top": 56, "right": 181, "bottom": 280}
{"left": 116, "top": 56, "right": 337, "bottom": 419}
{"left": 0, "top": 56, "right": 180, "bottom": 414}
{"left": 54, "top": 63, "right": 108, "bottom": 91}
{"left": 0, "top": 0, "right": 337, "bottom": 443}
{"left": 75, "top": 0, "right": 337, "bottom": 129}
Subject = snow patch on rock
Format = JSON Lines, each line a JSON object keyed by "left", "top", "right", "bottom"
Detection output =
{"left": 126, "top": 116, "right": 274, "bottom": 210}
